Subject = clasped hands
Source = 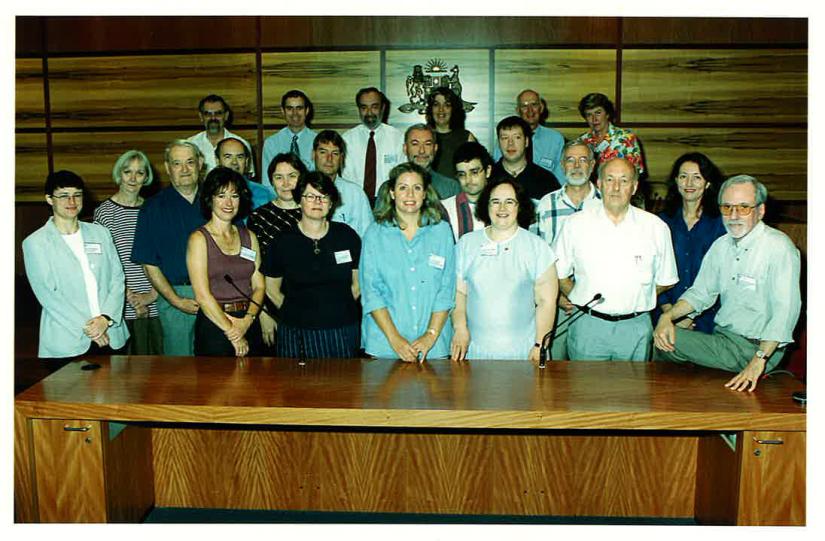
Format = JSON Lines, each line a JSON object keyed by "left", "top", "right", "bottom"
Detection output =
{"left": 83, "top": 315, "right": 110, "bottom": 347}
{"left": 391, "top": 330, "right": 437, "bottom": 363}
{"left": 225, "top": 314, "right": 253, "bottom": 357}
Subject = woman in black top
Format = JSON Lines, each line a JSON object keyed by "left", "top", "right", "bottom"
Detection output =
{"left": 261, "top": 172, "right": 361, "bottom": 358}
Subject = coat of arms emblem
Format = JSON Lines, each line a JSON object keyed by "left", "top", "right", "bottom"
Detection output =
{"left": 399, "top": 58, "right": 476, "bottom": 114}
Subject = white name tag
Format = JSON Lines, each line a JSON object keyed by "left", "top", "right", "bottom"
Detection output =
{"left": 737, "top": 273, "right": 757, "bottom": 290}
{"left": 539, "top": 157, "right": 554, "bottom": 168}
{"left": 428, "top": 253, "right": 446, "bottom": 270}
{"left": 334, "top": 250, "right": 353, "bottom": 264}
{"left": 84, "top": 242, "right": 102, "bottom": 254}
{"left": 480, "top": 242, "right": 499, "bottom": 256}
{"left": 383, "top": 154, "right": 397, "bottom": 165}
{"left": 239, "top": 247, "right": 257, "bottom": 262}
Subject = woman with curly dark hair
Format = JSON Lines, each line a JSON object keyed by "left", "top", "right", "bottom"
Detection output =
{"left": 451, "top": 177, "right": 558, "bottom": 361}
{"left": 425, "top": 86, "right": 476, "bottom": 178}
{"left": 656, "top": 152, "right": 726, "bottom": 333}
{"left": 186, "top": 166, "right": 264, "bottom": 357}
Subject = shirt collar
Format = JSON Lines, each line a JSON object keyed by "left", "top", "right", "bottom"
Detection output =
{"left": 728, "top": 220, "right": 766, "bottom": 250}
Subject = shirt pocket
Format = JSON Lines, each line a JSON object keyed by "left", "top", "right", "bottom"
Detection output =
{"left": 634, "top": 252, "right": 655, "bottom": 285}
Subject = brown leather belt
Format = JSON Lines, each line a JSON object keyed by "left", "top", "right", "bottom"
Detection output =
{"left": 221, "top": 301, "right": 249, "bottom": 313}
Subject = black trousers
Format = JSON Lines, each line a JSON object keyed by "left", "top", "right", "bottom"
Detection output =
{"left": 194, "top": 310, "right": 264, "bottom": 357}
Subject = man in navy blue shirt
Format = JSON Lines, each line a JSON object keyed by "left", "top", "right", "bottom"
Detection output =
{"left": 132, "top": 140, "right": 206, "bottom": 355}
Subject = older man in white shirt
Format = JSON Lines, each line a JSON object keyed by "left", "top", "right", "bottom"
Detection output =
{"left": 187, "top": 94, "right": 254, "bottom": 175}
{"left": 340, "top": 87, "right": 404, "bottom": 200}
{"left": 554, "top": 157, "right": 677, "bottom": 361}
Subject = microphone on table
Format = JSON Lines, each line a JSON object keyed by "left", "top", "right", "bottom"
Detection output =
{"left": 223, "top": 274, "right": 274, "bottom": 317}
{"left": 538, "top": 293, "right": 603, "bottom": 368}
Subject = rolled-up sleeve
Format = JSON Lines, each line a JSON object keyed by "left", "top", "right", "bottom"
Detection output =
{"left": 432, "top": 223, "right": 456, "bottom": 313}
{"left": 762, "top": 240, "right": 801, "bottom": 345}
{"left": 359, "top": 224, "right": 389, "bottom": 314}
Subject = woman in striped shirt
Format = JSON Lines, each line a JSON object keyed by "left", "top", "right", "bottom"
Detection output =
{"left": 93, "top": 150, "right": 162, "bottom": 354}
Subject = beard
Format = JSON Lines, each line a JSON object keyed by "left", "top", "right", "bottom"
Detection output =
{"left": 564, "top": 170, "right": 590, "bottom": 186}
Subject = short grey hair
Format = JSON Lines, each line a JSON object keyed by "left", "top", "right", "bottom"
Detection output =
{"left": 597, "top": 157, "right": 638, "bottom": 181}
{"left": 404, "top": 123, "right": 435, "bottom": 143}
{"left": 562, "top": 140, "right": 594, "bottom": 162}
{"left": 718, "top": 174, "right": 768, "bottom": 205}
{"left": 164, "top": 139, "right": 202, "bottom": 165}
{"left": 112, "top": 150, "right": 154, "bottom": 186}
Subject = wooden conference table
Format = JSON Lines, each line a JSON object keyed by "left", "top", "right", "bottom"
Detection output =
{"left": 14, "top": 355, "right": 805, "bottom": 525}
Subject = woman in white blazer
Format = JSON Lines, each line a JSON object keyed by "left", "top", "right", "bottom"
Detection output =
{"left": 23, "top": 171, "right": 129, "bottom": 358}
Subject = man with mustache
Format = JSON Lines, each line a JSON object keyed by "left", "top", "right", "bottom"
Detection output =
{"left": 491, "top": 116, "right": 560, "bottom": 202}
{"left": 535, "top": 140, "right": 602, "bottom": 359}
{"left": 341, "top": 87, "right": 404, "bottom": 201}
{"left": 402, "top": 124, "right": 460, "bottom": 199}
{"left": 654, "top": 175, "right": 801, "bottom": 392}
{"left": 187, "top": 94, "right": 254, "bottom": 176}
{"left": 493, "top": 89, "right": 566, "bottom": 183}
{"left": 554, "top": 157, "right": 677, "bottom": 362}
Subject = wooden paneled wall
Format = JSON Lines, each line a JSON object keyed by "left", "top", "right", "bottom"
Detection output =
{"left": 15, "top": 16, "right": 807, "bottom": 214}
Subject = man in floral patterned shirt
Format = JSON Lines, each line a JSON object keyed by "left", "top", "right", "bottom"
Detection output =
{"left": 576, "top": 92, "right": 645, "bottom": 177}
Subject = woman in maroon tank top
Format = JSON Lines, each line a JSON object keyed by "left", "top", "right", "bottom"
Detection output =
{"left": 186, "top": 167, "right": 265, "bottom": 357}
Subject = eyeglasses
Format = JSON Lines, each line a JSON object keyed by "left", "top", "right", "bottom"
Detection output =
{"left": 489, "top": 198, "right": 518, "bottom": 208}
{"left": 302, "top": 194, "right": 330, "bottom": 203}
{"left": 719, "top": 203, "right": 757, "bottom": 216}
{"left": 51, "top": 192, "right": 83, "bottom": 201}
{"left": 564, "top": 156, "right": 592, "bottom": 165}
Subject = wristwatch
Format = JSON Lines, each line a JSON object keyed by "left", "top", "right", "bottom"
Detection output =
{"left": 101, "top": 314, "right": 114, "bottom": 328}
{"left": 755, "top": 349, "right": 770, "bottom": 361}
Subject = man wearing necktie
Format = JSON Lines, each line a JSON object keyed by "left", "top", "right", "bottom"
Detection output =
{"left": 262, "top": 89, "right": 317, "bottom": 174}
{"left": 341, "top": 87, "right": 404, "bottom": 202}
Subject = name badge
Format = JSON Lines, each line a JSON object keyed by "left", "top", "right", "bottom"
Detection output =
{"left": 428, "top": 253, "right": 446, "bottom": 270}
{"left": 84, "top": 242, "right": 102, "bottom": 254}
{"left": 239, "top": 247, "right": 257, "bottom": 262}
{"left": 737, "top": 273, "right": 757, "bottom": 290}
{"left": 334, "top": 250, "right": 353, "bottom": 264}
{"left": 539, "top": 157, "right": 554, "bottom": 168}
{"left": 383, "top": 154, "right": 397, "bottom": 165}
{"left": 480, "top": 242, "right": 499, "bottom": 256}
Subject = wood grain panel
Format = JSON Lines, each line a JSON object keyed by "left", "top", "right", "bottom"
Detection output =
{"left": 48, "top": 54, "right": 258, "bottom": 128}
{"left": 103, "top": 424, "right": 154, "bottom": 522}
{"left": 494, "top": 50, "right": 617, "bottom": 124}
{"left": 16, "top": 133, "right": 50, "bottom": 202}
{"left": 16, "top": 59, "right": 45, "bottom": 129}
{"left": 32, "top": 419, "right": 107, "bottom": 522}
{"left": 623, "top": 17, "right": 807, "bottom": 46}
{"left": 694, "top": 434, "right": 740, "bottom": 525}
{"left": 15, "top": 357, "right": 807, "bottom": 432}
{"left": 14, "top": 407, "right": 37, "bottom": 523}
{"left": 150, "top": 427, "right": 696, "bottom": 517}
{"left": 45, "top": 16, "right": 259, "bottom": 53}
{"left": 386, "top": 50, "right": 490, "bottom": 148}
{"left": 738, "top": 431, "right": 805, "bottom": 525}
{"left": 261, "top": 51, "right": 380, "bottom": 126}
{"left": 622, "top": 50, "right": 807, "bottom": 123}
{"left": 48, "top": 129, "right": 258, "bottom": 204}
{"left": 629, "top": 127, "right": 807, "bottom": 200}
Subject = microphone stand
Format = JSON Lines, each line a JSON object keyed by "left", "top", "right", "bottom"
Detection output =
{"left": 538, "top": 293, "right": 603, "bottom": 368}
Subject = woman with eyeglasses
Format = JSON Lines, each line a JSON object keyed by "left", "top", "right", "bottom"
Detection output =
{"left": 93, "top": 150, "right": 162, "bottom": 354}
{"left": 360, "top": 162, "right": 455, "bottom": 362}
{"left": 425, "top": 86, "right": 477, "bottom": 179}
{"left": 450, "top": 177, "right": 558, "bottom": 361}
{"left": 23, "top": 170, "right": 129, "bottom": 358}
{"left": 656, "top": 152, "right": 727, "bottom": 333}
{"left": 186, "top": 167, "right": 264, "bottom": 357}
{"left": 261, "top": 172, "right": 361, "bottom": 358}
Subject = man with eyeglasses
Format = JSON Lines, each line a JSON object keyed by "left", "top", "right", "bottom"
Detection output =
{"left": 535, "top": 140, "right": 602, "bottom": 360}
{"left": 653, "top": 175, "right": 801, "bottom": 392}
{"left": 491, "top": 116, "right": 560, "bottom": 202}
{"left": 441, "top": 141, "right": 492, "bottom": 242}
{"left": 554, "top": 157, "right": 677, "bottom": 362}
{"left": 132, "top": 140, "right": 207, "bottom": 355}
{"left": 187, "top": 94, "right": 254, "bottom": 175}
{"left": 493, "top": 89, "right": 566, "bottom": 182}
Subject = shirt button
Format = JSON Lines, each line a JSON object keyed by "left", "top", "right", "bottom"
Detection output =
{"left": 410, "top": 267, "right": 415, "bottom": 272}
{"left": 411, "top": 286, "right": 416, "bottom": 291}
{"left": 412, "top": 306, "right": 417, "bottom": 310}
{"left": 407, "top": 249, "right": 412, "bottom": 254}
